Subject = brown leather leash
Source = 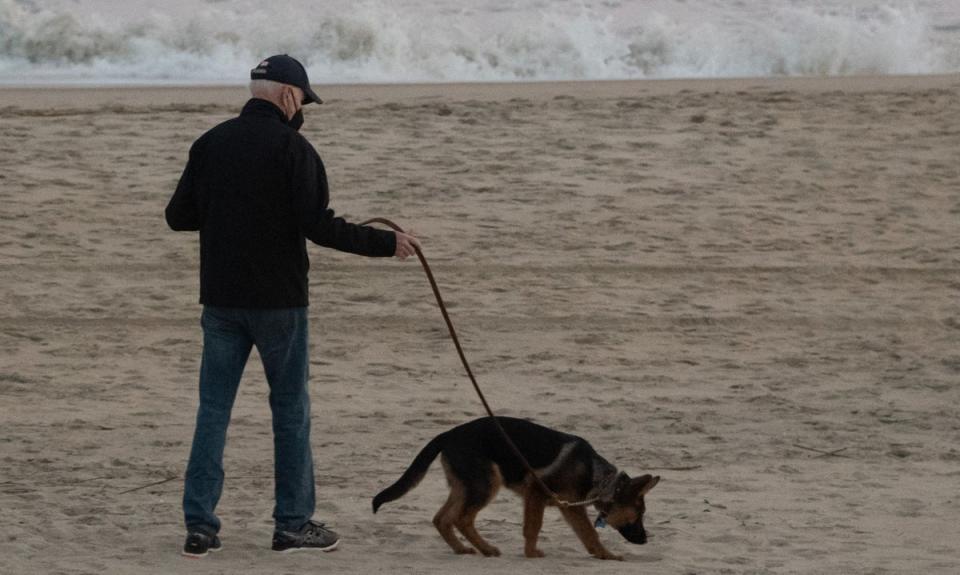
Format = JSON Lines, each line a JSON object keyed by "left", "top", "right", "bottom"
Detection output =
{"left": 360, "top": 218, "right": 596, "bottom": 509}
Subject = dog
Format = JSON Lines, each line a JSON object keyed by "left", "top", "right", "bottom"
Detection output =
{"left": 372, "top": 416, "right": 659, "bottom": 560}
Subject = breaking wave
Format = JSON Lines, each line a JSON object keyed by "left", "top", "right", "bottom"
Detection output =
{"left": 0, "top": 0, "right": 957, "bottom": 84}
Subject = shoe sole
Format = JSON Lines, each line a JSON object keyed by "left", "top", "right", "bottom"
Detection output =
{"left": 273, "top": 540, "right": 339, "bottom": 553}
{"left": 182, "top": 544, "right": 223, "bottom": 558}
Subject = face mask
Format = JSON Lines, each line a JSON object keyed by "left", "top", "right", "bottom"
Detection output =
{"left": 288, "top": 108, "right": 304, "bottom": 131}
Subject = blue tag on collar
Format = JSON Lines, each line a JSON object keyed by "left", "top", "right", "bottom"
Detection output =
{"left": 594, "top": 516, "right": 607, "bottom": 528}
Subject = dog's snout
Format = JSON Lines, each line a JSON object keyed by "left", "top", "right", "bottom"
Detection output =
{"left": 617, "top": 522, "right": 648, "bottom": 545}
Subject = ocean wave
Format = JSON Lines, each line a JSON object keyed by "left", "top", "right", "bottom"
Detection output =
{"left": 0, "top": 0, "right": 956, "bottom": 84}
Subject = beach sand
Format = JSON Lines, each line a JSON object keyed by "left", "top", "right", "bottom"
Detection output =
{"left": 2, "top": 75, "right": 959, "bottom": 574}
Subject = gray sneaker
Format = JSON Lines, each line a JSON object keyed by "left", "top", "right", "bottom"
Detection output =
{"left": 272, "top": 520, "right": 340, "bottom": 552}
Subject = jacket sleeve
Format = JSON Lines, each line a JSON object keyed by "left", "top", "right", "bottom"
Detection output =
{"left": 165, "top": 140, "right": 204, "bottom": 231}
{"left": 290, "top": 138, "right": 396, "bottom": 257}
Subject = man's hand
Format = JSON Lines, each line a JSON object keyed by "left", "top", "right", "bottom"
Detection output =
{"left": 394, "top": 231, "right": 421, "bottom": 260}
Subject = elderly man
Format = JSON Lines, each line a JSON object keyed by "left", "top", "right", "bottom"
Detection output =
{"left": 165, "top": 54, "right": 420, "bottom": 557}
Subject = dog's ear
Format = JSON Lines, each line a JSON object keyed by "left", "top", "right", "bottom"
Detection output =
{"left": 629, "top": 474, "right": 660, "bottom": 498}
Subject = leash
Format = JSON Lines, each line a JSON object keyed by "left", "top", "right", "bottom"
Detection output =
{"left": 360, "top": 218, "right": 597, "bottom": 509}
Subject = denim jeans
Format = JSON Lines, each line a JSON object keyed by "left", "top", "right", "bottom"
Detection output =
{"left": 183, "top": 306, "right": 315, "bottom": 534}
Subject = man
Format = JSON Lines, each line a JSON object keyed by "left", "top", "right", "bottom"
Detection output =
{"left": 165, "top": 54, "right": 420, "bottom": 558}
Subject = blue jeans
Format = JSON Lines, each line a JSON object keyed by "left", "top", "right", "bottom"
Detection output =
{"left": 183, "top": 306, "right": 315, "bottom": 534}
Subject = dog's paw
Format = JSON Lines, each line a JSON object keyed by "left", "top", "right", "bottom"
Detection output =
{"left": 591, "top": 547, "right": 623, "bottom": 561}
{"left": 480, "top": 546, "right": 501, "bottom": 557}
{"left": 524, "top": 548, "right": 546, "bottom": 558}
{"left": 599, "top": 553, "right": 623, "bottom": 561}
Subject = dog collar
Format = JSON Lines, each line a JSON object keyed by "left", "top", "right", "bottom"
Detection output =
{"left": 589, "top": 463, "right": 619, "bottom": 527}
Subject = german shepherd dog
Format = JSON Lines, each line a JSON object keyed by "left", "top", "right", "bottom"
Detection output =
{"left": 372, "top": 417, "right": 660, "bottom": 560}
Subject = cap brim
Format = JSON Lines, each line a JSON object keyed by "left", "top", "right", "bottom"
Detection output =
{"left": 302, "top": 85, "right": 323, "bottom": 105}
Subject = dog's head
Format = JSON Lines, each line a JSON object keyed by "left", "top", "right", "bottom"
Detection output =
{"left": 595, "top": 472, "right": 660, "bottom": 544}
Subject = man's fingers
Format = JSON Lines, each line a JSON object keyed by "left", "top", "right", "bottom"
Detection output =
{"left": 394, "top": 231, "right": 421, "bottom": 259}
{"left": 407, "top": 228, "right": 429, "bottom": 240}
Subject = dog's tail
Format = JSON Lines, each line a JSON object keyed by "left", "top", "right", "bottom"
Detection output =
{"left": 372, "top": 434, "right": 444, "bottom": 513}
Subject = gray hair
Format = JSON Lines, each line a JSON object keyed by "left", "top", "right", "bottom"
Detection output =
{"left": 249, "top": 79, "right": 286, "bottom": 100}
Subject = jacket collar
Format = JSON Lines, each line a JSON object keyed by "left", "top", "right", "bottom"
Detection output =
{"left": 241, "top": 98, "right": 288, "bottom": 123}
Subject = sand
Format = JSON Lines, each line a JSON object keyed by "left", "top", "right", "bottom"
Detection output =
{"left": 2, "top": 75, "right": 960, "bottom": 574}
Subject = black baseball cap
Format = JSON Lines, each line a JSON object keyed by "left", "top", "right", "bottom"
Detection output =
{"left": 250, "top": 54, "right": 323, "bottom": 105}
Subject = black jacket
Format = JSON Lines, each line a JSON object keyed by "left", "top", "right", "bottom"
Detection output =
{"left": 165, "top": 98, "right": 396, "bottom": 308}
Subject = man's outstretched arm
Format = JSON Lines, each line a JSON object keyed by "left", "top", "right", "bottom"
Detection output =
{"left": 291, "top": 140, "right": 418, "bottom": 258}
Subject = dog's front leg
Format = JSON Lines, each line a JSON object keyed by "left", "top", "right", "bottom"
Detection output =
{"left": 559, "top": 506, "right": 623, "bottom": 561}
{"left": 522, "top": 493, "right": 547, "bottom": 558}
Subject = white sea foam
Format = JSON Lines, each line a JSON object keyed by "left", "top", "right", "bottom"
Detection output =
{"left": 0, "top": 0, "right": 957, "bottom": 85}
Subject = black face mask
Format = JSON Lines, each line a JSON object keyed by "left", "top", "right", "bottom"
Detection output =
{"left": 288, "top": 108, "right": 304, "bottom": 131}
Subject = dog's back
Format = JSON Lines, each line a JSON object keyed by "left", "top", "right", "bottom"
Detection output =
{"left": 444, "top": 417, "right": 594, "bottom": 488}
{"left": 373, "top": 417, "right": 595, "bottom": 512}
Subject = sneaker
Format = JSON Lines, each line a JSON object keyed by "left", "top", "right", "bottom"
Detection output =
{"left": 272, "top": 520, "right": 340, "bottom": 553}
{"left": 182, "top": 531, "right": 222, "bottom": 558}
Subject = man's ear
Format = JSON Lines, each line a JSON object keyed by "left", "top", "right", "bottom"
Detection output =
{"left": 280, "top": 86, "right": 298, "bottom": 119}
{"left": 629, "top": 474, "right": 660, "bottom": 497}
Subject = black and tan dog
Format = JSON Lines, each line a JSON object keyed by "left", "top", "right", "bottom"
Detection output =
{"left": 372, "top": 416, "right": 659, "bottom": 560}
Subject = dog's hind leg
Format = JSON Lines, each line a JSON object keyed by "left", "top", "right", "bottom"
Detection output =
{"left": 456, "top": 499, "right": 501, "bottom": 557}
{"left": 456, "top": 506, "right": 501, "bottom": 557}
{"left": 433, "top": 459, "right": 475, "bottom": 555}
{"left": 454, "top": 466, "right": 502, "bottom": 557}
{"left": 522, "top": 490, "right": 547, "bottom": 558}
{"left": 434, "top": 492, "right": 476, "bottom": 554}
